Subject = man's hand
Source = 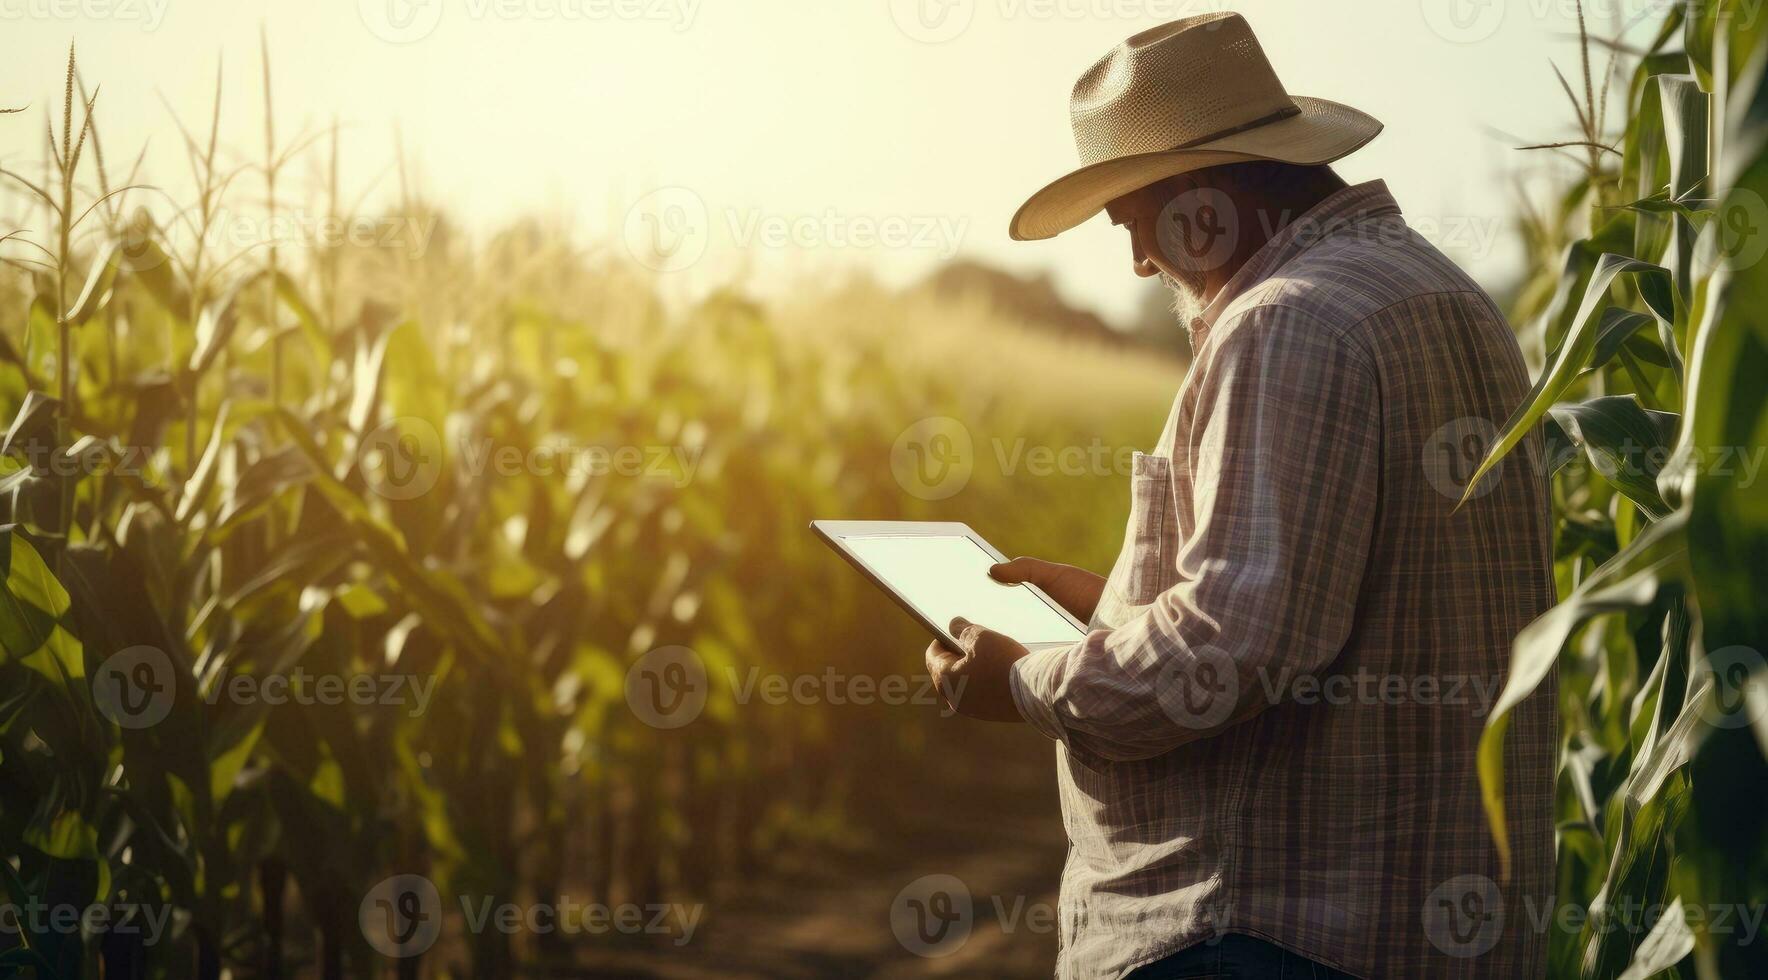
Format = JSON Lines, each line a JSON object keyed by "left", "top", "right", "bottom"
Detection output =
{"left": 924, "top": 618, "right": 1030, "bottom": 722}
{"left": 989, "top": 557, "right": 1107, "bottom": 623}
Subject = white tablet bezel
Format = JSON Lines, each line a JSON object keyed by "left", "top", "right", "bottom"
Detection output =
{"left": 810, "top": 520, "right": 1089, "bottom": 651}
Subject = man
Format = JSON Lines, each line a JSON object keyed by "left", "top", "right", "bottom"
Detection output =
{"left": 924, "top": 13, "right": 1557, "bottom": 979}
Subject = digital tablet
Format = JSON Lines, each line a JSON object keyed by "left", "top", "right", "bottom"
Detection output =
{"left": 810, "top": 520, "right": 1089, "bottom": 651}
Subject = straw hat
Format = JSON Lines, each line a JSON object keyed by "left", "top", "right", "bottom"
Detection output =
{"left": 1009, "top": 12, "right": 1383, "bottom": 241}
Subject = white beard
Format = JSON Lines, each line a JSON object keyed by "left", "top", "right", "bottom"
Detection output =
{"left": 1160, "top": 271, "right": 1206, "bottom": 329}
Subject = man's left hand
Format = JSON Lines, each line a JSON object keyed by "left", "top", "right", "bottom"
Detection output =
{"left": 924, "top": 617, "right": 1030, "bottom": 722}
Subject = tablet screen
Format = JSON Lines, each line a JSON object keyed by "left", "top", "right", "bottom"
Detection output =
{"left": 842, "top": 535, "right": 1087, "bottom": 645}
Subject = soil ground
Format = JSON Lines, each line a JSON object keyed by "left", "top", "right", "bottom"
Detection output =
{"left": 561, "top": 727, "right": 1067, "bottom": 979}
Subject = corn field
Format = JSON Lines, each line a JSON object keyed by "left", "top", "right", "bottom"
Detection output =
{"left": 1, "top": 2, "right": 1765, "bottom": 979}
{"left": 0, "top": 27, "right": 1176, "bottom": 976}
{"left": 1468, "top": 3, "right": 1768, "bottom": 978}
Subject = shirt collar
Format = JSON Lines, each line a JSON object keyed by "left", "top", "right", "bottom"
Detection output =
{"left": 1190, "top": 179, "right": 1403, "bottom": 341}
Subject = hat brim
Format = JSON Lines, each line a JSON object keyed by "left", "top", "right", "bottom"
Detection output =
{"left": 1008, "top": 96, "right": 1384, "bottom": 241}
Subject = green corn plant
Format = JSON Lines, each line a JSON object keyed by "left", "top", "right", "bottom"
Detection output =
{"left": 7, "top": 7, "right": 1760, "bottom": 978}
{"left": 1468, "top": 3, "right": 1768, "bottom": 978}
{"left": 0, "top": 39, "right": 1169, "bottom": 980}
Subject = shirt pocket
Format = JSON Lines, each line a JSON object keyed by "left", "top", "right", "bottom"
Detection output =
{"left": 1124, "top": 451, "right": 1176, "bottom": 606}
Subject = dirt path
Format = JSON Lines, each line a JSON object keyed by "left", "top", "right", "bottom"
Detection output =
{"left": 562, "top": 731, "right": 1067, "bottom": 979}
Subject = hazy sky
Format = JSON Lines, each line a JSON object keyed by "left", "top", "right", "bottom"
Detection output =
{"left": 2, "top": 0, "right": 1666, "bottom": 324}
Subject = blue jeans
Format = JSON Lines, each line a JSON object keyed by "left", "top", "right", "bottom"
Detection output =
{"left": 1125, "top": 934, "right": 1356, "bottom": 979}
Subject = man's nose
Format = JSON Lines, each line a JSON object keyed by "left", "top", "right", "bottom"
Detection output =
{"left": 1129, "top": 231, "right": 1159, "bottom": 278}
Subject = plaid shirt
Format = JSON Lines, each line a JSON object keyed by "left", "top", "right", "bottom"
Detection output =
{"left": 1009, "top": 181, "right": 1558, "bottom": 979}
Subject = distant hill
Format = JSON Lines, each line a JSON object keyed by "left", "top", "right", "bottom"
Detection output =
{"left": 911, "top": 259, "right": 1191, "bottom": 364}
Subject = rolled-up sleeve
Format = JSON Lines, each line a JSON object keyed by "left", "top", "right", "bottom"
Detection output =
{"left": 1009, "top": 305, "right": 1381, "bottom": 762}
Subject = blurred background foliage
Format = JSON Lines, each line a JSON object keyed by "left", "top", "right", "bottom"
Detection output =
{"left": 1, "top": 1, "right": 1765, "bottom": 978}
{"left": 0, "top": 35, "right": 1178, "bottom": 977}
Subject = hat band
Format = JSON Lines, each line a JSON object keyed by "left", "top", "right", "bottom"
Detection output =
{"left": 1168, "top": 103, "right": 1303, "bottom": 150}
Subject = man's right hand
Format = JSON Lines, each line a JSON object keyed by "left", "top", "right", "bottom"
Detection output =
{"left": 989, "top": 557, "right": 1107, "bottom": 625}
